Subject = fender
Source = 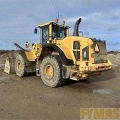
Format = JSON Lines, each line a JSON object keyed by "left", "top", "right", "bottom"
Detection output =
{"left": 19, "top": 52, "right": 35, "bottom": 67}
{"left": 14, "top": 52, "right": 36, "bottom": 74}
{"left": 42, "top": 44, "right": 73, "bottom": 65}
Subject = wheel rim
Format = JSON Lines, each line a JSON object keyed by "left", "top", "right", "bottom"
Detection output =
{"left": 17, "top": 61, "right": 22, "bottom": 71}
{"left": 45, "top": 64, "right": 54, "bottom": 79}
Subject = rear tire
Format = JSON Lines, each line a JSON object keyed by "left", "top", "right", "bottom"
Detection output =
{"left": 40, "top": 55, "right": 65, "bottom": 87}
{"left": 15, "top": 54, "right": 26, "bottom": 77}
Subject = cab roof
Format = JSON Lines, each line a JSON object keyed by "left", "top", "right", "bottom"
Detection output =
{"left": 38, "top": 22, "right": 70, "bottom": 29}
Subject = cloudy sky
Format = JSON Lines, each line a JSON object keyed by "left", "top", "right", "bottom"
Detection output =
{"left": 0, "top": 0, "right": 120, "bottom": 51}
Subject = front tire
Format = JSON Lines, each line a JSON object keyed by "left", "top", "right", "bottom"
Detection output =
{"left": 40, "top": 55, "right": 65, "bottom": 87}
{"left": 15, "top": 54, "right": 26, "bottom": 77}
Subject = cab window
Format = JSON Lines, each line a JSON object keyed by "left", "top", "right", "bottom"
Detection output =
{"left": 52, "top": 25, "right": 66, "bottom": 39}
{"left": 42, "top": 25, "right": 49, "bottom": 43}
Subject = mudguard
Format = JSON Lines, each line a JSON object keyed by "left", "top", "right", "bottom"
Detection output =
{"left": 42, "top": 44, "right": 73, "bottom": 66}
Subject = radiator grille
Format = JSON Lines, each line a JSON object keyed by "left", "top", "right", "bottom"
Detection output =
{"left": 73, "top": 41, "right": 80, "bottom": 60}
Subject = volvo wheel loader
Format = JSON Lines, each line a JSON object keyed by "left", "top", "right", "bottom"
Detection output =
{"left": 14, "top": 18, "right": 112, "bottom": 87}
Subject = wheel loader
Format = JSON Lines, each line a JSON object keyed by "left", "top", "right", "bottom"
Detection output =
{"left": 14, "top": 18, "right": 112, "bottom": 87}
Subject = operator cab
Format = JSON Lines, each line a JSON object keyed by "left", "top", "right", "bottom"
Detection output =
{"left": 34, "top": 20, "right": 70, "bottom": 43}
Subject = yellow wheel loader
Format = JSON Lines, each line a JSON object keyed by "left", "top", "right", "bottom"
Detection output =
{"left": 14, "top": 18, "right": 112, "bottom": 87}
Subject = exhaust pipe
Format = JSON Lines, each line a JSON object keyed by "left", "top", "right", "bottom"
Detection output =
{"left": 73, "top": 18, "right": 81, "bottom": 36}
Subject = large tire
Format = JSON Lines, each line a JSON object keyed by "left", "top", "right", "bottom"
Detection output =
{"left": 15, "top": 54, "right": 26, "bottom": 77}
{"left": 40, "top": 55, "right": 65, "bottom": 87}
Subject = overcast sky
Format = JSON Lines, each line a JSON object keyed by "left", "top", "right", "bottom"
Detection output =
{"left": 0, "top": 0, "right": 120, "bottom": 51}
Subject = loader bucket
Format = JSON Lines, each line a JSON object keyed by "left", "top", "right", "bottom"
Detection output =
{"left": 4, "top": 52, "right": 18, "bottom": 74}
{"left": 4, "top": 56, "right": 10, "bottom": 74}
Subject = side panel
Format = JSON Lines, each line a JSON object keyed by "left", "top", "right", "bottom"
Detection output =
{"left": 57, "top": 45, "right": 73, "bottom": 60}
{"left": 25, "top": 43, "right": 42, "bottom": 61}
{"left": 57, "top": 36, "right": 91, "bottom": 64}
{"left": 25, "top": 52, "right": 36, "bottom": 61}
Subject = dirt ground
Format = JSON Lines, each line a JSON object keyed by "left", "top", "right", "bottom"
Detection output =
{"left": 0, "top": 52, "right": 120, "bottom": 120}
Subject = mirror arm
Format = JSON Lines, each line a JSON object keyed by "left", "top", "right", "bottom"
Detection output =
{"left": 34, "top": 26, "right": 40, "bottom": 34}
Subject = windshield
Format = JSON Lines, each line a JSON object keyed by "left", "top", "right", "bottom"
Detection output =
{"left": 52, "top": 25, "right": 66, "bottom": 39}
{"left": 42, "top": 25, "right": 49, "bottom": 43}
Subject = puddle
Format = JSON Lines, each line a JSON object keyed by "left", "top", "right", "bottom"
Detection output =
{"left": 93, "top": 89, "right": 112, "bottom": 95}
{"left": 113, "top": 64, "right": 118, "bottom": 67}
{"left": 69, "top": 83, "right": 93, "bottom": 93}
{"left": 69, "top": 82, "right": 112, "bottom": 95}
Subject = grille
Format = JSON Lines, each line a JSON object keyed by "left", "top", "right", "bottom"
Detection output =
{"left": 73, "top": 41, "right": 80, "bottom": 49}
{"left": 73, "top": 41, "right": 80, "bottom": 60}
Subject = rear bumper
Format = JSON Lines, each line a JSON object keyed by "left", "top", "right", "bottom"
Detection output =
{"left": 80, "top": 60, "right": 112, "bottom": 72}
{"left": 89, "top": 63, "right": 112, "bottom": 72}
{"left": 78, "top": 60, "right": 112, "bottom": 79}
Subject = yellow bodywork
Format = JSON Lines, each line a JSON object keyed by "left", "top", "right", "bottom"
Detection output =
{"left": 55, "top": 36, "right": 112, "bottom": 79}
{"left": 52, "top": 36, "right": 94, "bottom": 64}
{"left": 24, "top": 21, "right": 112, "bottom": 80}
{"left": 25, "top": 43, "right": 42, "bottom": 61}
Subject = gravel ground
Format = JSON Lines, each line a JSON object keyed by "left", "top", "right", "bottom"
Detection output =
{"left": 0, "top": 53, "right": 120, "bottom": 120}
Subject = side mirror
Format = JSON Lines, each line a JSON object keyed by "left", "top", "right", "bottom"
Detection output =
{"left": 34, "top": 28, "right": 38, "bottom": 34}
